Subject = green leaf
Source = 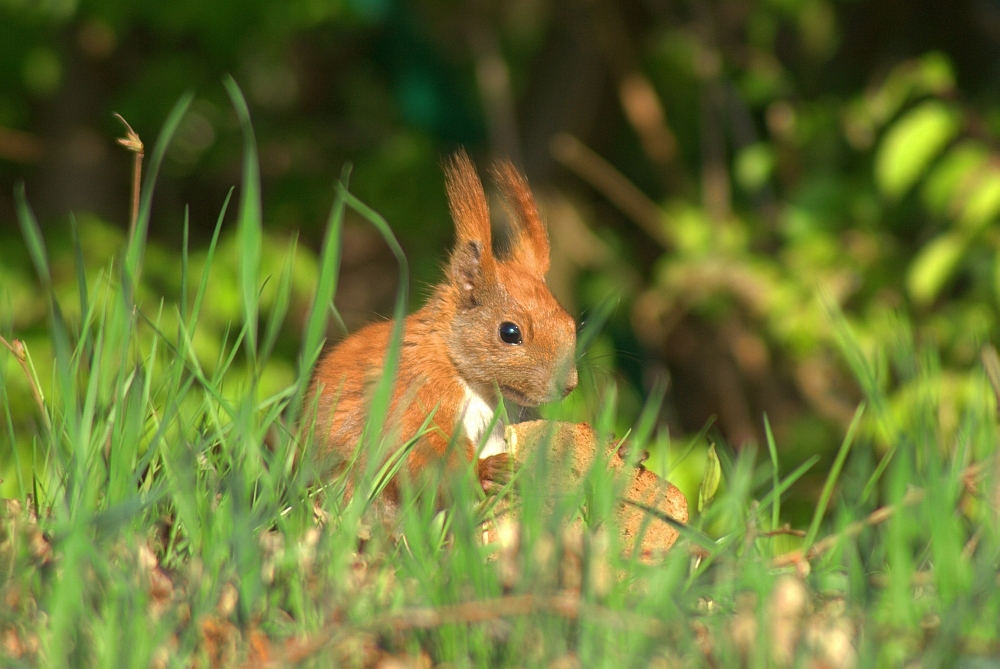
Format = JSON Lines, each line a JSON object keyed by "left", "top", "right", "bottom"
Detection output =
{"left": 958, "top": 167, "right": 1000, "bottom": 231}
{"left": 921, "top": 141, "right": 987, "bottom": 215}
{"left": 735, "top": 142, "right": 774, "bottom": 191}
{"left": 863, "top": 52, "right": 955, "bottom": 130}
{"left": 875, "top": 100, "right": 960, "bottom": 199}
{"left": 697, "top": 443, "right": 721, "bottom": 513}
{"left": 907, "top": 231, "right": 968, "bottom": 305}
{"left": 916, "top": 51, "right": 957, "bottom": 95}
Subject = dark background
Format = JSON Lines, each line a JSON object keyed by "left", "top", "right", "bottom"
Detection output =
{"left": 5, "top": 0, "right": 1000, "bottom": 510}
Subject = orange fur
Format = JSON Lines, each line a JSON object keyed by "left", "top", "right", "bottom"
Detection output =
{"left": 308, "top": 150, "right": 578, "bottom": 498}
{"left": 491, "top": 161, "right": 550, "bottom": 274}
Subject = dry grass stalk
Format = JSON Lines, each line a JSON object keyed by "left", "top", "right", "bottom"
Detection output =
{"left": 114, "top": 113, "right": 144, "bottom": 239}
{"left": 772, "top": 488, "right": 926, "bottom": 568}
{"left": 0, "top": 335, "right": 50, "bottom": 434}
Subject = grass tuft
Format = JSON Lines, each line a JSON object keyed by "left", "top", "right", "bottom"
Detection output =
{"left": 1, "top": 95, "right": 999, "bottom": 668}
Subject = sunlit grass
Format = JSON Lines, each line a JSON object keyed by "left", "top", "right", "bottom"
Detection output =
{"left": 1, "top": 86, "right": 999, "bottom": 667}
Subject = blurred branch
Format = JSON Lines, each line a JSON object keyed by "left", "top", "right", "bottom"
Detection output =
{"left": 980, "top": 344, "right": 1000, "bottom": 411}
{"left": 772, "top": 487, "right": 926, "bottom": 568}
{"left": 466, "top": 10, "right": 521, "bottom": 162}
{"left": 762, "top": 525, "right": 806, "bottom": 538}
{"left": 775, "top": 454, "right": 995, "bottom": 571}
{"left": 699, "top": 78, "right": 731, "bottom": 222}
{"left": 550, "top": 132, "right": 669, "bottom": 247}
{"left": 272, "top": 590, "right": 673, "bottom": 666}
{"left": 618, "top": 72, "right": 678, "bottom": 169}
{"left": 793, "top": 359, "right": 861, "bottom": 426}
{"left": 692, "top": 4, "right": 731, "bottom": 223}
{"left": 0, "top": 126, "right": 44, "bottom": 163}
{"left": 587, "top": 0, "right": 683, "bottom": 188}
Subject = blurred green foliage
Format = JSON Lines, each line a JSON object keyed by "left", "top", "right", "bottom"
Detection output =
{"left": 5, "top": 0, "right": 1000, "bottom": 524}
{"left": 4, "top": 4, "right": 1000, "bottom": 664}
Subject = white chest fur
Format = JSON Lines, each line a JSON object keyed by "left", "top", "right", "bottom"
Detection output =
{"left": 460, "top": 382, "right": 508, "bottom": 459}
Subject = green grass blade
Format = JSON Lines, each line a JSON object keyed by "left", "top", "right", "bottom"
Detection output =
{"left": 823, "top": 296, "right": 898, "bottom": 503}
{"left": 69, "top": 214, "right": 89, "bottom": 322}
{"left": 861, "top": 442, "right": 898, "bottom": 502}
{"left": 297, "top": 167, "right": 350, "bottom": 397}
{"left": 49, "top": 297, "right": 76, "bottom": 452}
{"left": 130, "top": 376, "right": 193, "bottom": 489}
{"left": 124, "top": 92, "right": 194, "bottom": 287}
{"left": 188, "top": 188, "right": 232, "bottom": 333}
{"left": 575, "top": 294, "right": 617, "bottom": 358}
{"left": 804, "top": 402, "right": 866, "bottom": 548}
{"left": 621, "top": 499, "right": 716, "bottom": 550}
{"left": 823, "top": 294, "right": 881, "bottom": 406}
{"left": 367, "top": 427, "right": 426, "bottom": 506}
{"left": 340, "top": 187, "right": 408, "bottom": 457}
{"left": 180, "top": 206, "right": 190, "bottom": 320}
{"left": 763, "top": 413, "right": 780, "bottom": 533}
{"left": 139, "top": 309, "right": 237, "bottom": 420}
{"left": 629, "top": 375, "right": 666, "bottom": 461}
{"left": 670, "top": 416, "right": 716, "bottom": 471}
{"left": 1, "top": 363, "right": 26, "bottom": 497}
{"left": 14, "top": 182, "right": 51, "bottom": 288}
{"left": 262, "top": 234, "right": 297, "bottom": 363}
{"left": 756, "top": 454, "right": 821, "bottom": 513}
{"left": 593, "top": 379, "right": 619, "bottom": 449}
{"left": 224, "top": 75, "right": 263, "bottom": 361}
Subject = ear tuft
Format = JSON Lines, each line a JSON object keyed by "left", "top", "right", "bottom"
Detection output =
{"left": 444, "top": 150, "right": 494, "bottom": 264}
{"left": 491, "top": 160, "right": 550, "bottom": 275}
{"left": 445, "top": 150, "right": 497, "bottom": 307}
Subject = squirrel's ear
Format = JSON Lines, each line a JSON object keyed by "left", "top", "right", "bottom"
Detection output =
{"left": 491, "top": 160, "right": 550, "bottom": 275}
{"left": 444, "top": 150, "right": 495, "bottom": 307}
{"left": 449, "top": 239, "right": 488, "bottom": 307}
{"left": 444, "top": 150, "right": 495, "bottom": 261}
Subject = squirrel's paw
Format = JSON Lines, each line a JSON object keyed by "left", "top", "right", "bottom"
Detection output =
{"left": 477, "top": 452, "right": 512, "bottom": 492}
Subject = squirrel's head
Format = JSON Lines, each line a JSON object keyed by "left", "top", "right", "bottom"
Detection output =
{"left": 442, "top": 150, "right": 578, "bottom": 407}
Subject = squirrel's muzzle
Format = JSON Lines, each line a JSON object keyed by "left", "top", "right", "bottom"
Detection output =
{"left": 563, "top": 365, "right": 578, "bottom": 396}
{"left": 554, "top": 359, "right": 578, "bottom": 399}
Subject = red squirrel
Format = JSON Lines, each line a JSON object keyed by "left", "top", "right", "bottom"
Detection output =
{"left": 308, "top": 150, "right": 578, "bottom": 496}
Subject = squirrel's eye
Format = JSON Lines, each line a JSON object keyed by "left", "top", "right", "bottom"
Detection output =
{"left": 499, "top": 321, "right": 522, "bottom": 345}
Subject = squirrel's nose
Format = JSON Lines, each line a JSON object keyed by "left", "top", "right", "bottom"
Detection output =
{"left": 562, "top": 365, "right": 579, "bottom": 396}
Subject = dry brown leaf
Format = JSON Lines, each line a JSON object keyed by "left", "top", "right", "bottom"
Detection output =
{"left": 200, "top": 615, "right": 239, "bottom": 669}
